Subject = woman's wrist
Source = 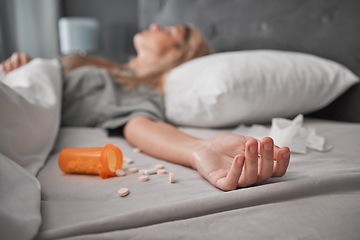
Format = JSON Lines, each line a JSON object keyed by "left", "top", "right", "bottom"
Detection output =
{"left": 184, "top": 138, "right": 206, "bottom": 170}
{"left": 188, "top": 138, "right": 212, "bottom": 171}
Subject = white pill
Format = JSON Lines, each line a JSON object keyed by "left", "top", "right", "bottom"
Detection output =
{"left": 124, "top": 157, "right": 133, "bottom": 164}
{"left": 157, "top": 169, "right": 167, "bottom": 175}
{"left": 145, "top": 168, "right": 157, "bottom": 175}
{"left": 109, "top": 167, "right": 116, "bottom": 173}
{"left": 128, "top": 167, "right": 138, "bottom": 173}
{"left": 138, "top": 175, "right": 149, "bottom": 182}
{"left": 118, "top": 188, "right": 129, "bottom": 197}
{"left": 139, "top": 169, "right": 146, "bottom": 175}
{"left": 116, "top": 169, "right": 126, "bottom": 177}
{"left": 132, "top": 148, "right": 141, "bottom": 153}
{"left": 169, "top": 172, "right": 175, "bottom": 183}
{"left": 155, "top": 164, "right": 164, "bottom": 170}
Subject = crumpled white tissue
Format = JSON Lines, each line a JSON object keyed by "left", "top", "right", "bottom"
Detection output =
{"left": 233, "top": 114, "right": 332, "bottom": 154}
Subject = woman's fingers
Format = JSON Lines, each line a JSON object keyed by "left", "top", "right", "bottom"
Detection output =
{"left": 273, "top": 147, "right": 290, "bottom": 177}
{"left": 1, "top": 59, "right": 10, "bottom": 73}
{"left": 216, "top": 155, "right": 245, "bottom": 191}
{"left": 1, "top": 53, "right": 17, "bottom": 73}
{"left": 1, "top": 52, "right": 30, "bottom": 73}
{"left": 214, "top": 137, "right": 290, "bottom": 191}
{"left": 238, "top": 138, "right": 259, "bottom": 187}
{"left": 258, "top": 137, "right": 274, "bottom": 183}
{"left": 20, "top": 53, "right": 30, "bottom": 66}
{"left": 237, "top": 138, "right": 289, "bottom": 188}
{"left": 11, "top": 53, "right": 21, "bottom": 70}
{"left": 1, "top": 61, "right": 7, "bottom": 73}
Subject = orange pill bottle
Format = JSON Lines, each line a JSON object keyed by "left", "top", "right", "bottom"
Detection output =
{"left": 58, "top": 144, "right": 123, "bottom": 179}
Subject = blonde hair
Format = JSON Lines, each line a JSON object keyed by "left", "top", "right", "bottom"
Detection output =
{"left": 61, "top": 25, "right": 213, "bottom": 93}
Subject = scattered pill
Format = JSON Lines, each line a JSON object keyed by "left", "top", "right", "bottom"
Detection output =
{"left": 118, "top": 188, "right": 129, "bottom": 197}
{"left": 116, "top": 169, "right": 126, "bottom": 177}
{"left": 138, "top": 175, "right": 149, "bottom": 182}
{"left": 169, "top": 172, "right": 175, "bottom": 183}
{"left": 145, "top": 168, "right": 157, "bottom": 175}
{"left": 128, "top": 167, "right": 138, "bottom": 173}
{"left": 157, "top": 169, "right": 167, "bottom": 175}
{"left": 132, "top": 148, "right": 141, "bottom": 153}
{"left": 155, "top": 164, "right": 164, "bottom": 170}
{"left": 110, "top": 167, "right": 116, "bottom": 173}
{"left": 139, "top": 169, "right": 146, "bottom": 175}
{"left": 124, "top": 157, "right": 133, "bottom": 164}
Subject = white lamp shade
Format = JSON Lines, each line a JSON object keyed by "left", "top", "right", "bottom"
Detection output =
{"left": 58, "top": 17, "right": 99, "bottom": 55}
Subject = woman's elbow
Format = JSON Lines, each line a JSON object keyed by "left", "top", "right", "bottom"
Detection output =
{"left": 123, "top": 116, "right": 150, "bottom": 141}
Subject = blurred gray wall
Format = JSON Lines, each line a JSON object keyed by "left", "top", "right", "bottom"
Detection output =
{"left": 0, "top": 0, "right": 16, "bottom": 60}
{"left": 0, "top": 0, "right": 138, "bottom": 63}
{"left": 62, "top": 0, "right": 138, "bottom": 63}
{"left": 0, "top": 0, "right": 60, "bottom": 60}
{"left": 16, "top": 0, "right": 60, "bottom": 59}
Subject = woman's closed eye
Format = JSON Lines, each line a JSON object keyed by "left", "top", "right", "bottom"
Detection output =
{"left": 164, "top": 27, "right": 175, "bottom": 35}
{"left": 166, "top": 26, "right": 186, "bottom": 40}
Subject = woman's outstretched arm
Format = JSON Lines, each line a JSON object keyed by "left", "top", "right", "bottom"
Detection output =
{"left": 124, "top": 116, "right": 290, "bottom": 191}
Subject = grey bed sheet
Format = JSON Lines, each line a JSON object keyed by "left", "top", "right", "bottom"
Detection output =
{"left": 36, "top": 118, "right": 360, "bottom": 240}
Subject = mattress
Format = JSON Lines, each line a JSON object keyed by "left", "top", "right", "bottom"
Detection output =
{"left": 36, "top": 118, "right": 360, "bottom": 240}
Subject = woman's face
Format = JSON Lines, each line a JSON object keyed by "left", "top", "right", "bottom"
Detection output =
{"left": 134, "top": 24, "right": 186, "bottom": 59}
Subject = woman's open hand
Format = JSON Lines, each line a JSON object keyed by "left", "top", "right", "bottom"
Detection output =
{"left": 191, "top": 133, "right": 290, "bottom": 191}
{"left": 0, "top": 52, "right": 31, "bottom": 74}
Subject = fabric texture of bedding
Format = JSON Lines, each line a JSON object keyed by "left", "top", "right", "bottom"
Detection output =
{"left": 36, "top": 118, "right": 360, "bottom": 240}
{"left": 0, "top": 153, "right": 42, "bottom": 240}
{"left": 165, "top": 50, "right": 359, "bottom": 127}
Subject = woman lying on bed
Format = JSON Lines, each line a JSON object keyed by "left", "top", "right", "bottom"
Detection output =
{"left": 1, "top": 24, "right": 290, "bottom": 191}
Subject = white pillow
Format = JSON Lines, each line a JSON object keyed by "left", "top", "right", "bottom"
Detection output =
{"left": 165, "top": 50, "right": 359, "bottom": 127}
{"left": 0, "top": 58, "right": 62, "bottom": 176}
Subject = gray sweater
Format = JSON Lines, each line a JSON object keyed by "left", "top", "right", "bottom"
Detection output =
{"left": 61, "top": 67, "right": 165, "bottom": 129}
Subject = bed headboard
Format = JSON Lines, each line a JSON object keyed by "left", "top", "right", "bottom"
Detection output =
{"left": 138, "top": 0, "right": 360, "bottom": 123}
